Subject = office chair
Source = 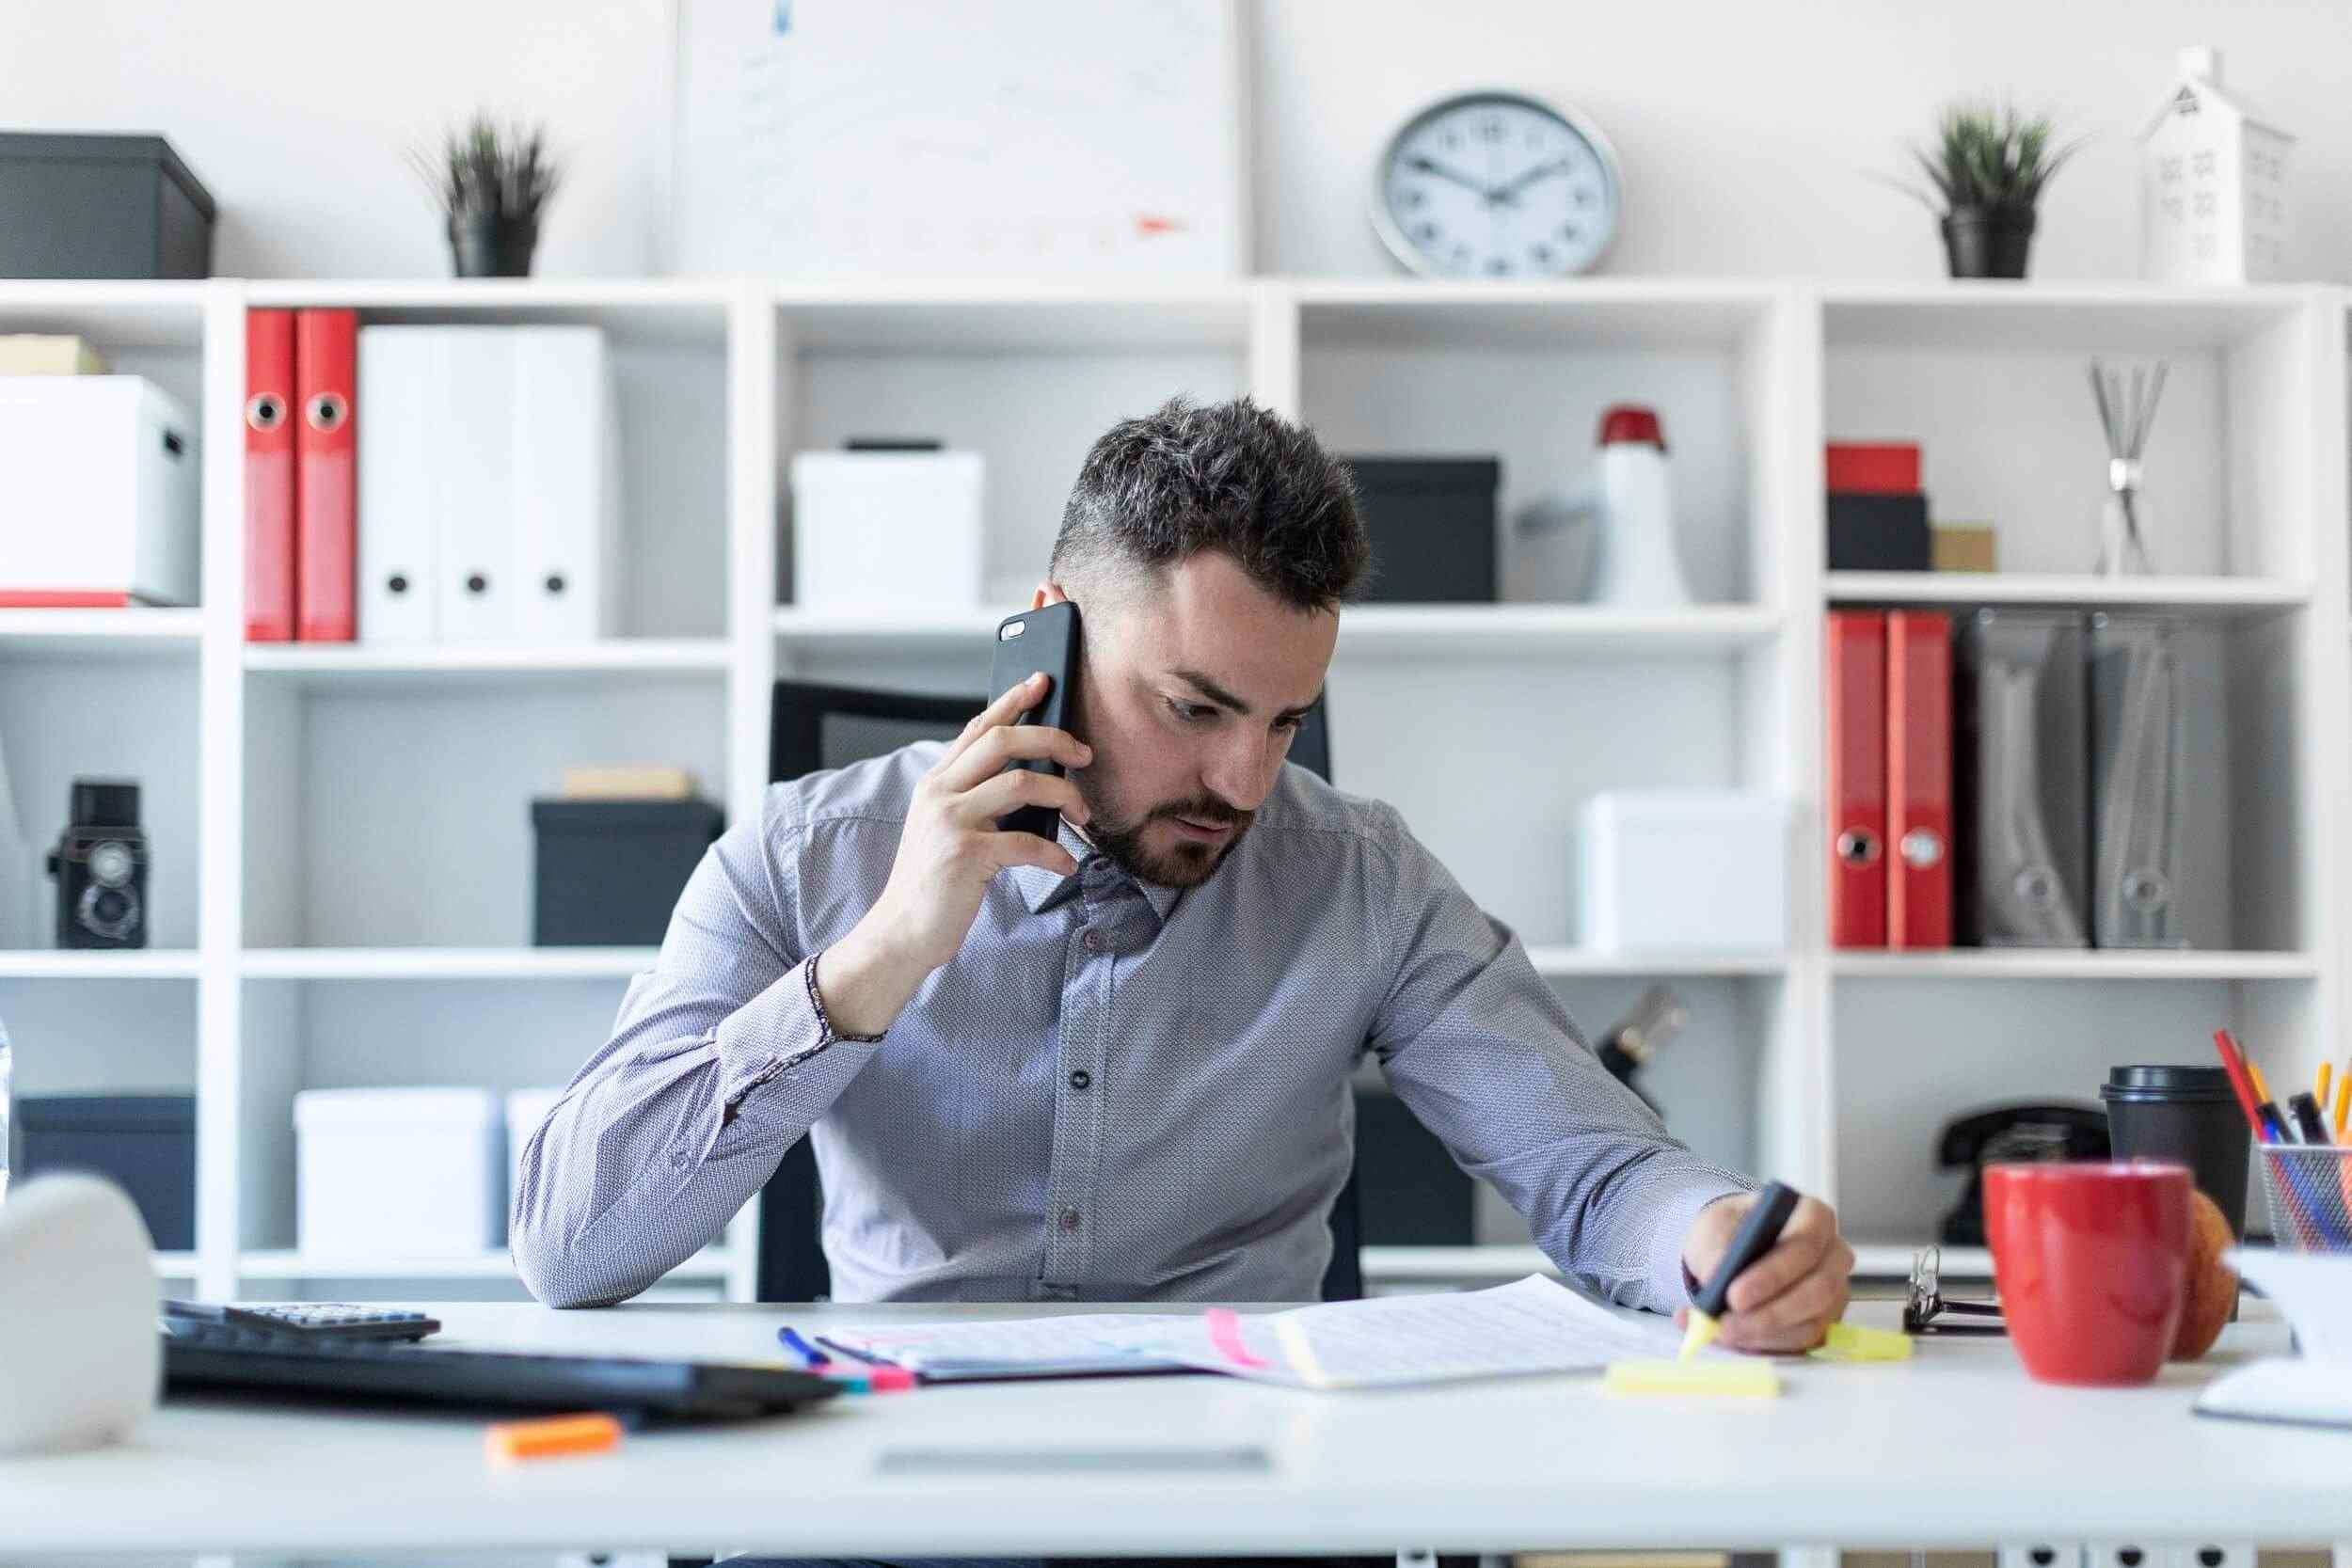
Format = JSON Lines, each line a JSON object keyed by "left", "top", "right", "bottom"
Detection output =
{"left": 760, "top": 676, "right": 1374, "bottom": 1302}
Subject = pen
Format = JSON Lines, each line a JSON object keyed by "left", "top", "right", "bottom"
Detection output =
{"left": 813, "top": 1334, "right": 891, "bottom": 1367}
{"left": 2290, "top": 1092, "right": 2332, "bottom": 1147}
{"left": 777, "top": 1326, "right": 830, "bottom": 1368}
{"left": 2213, "top": 1029, "right": 2270, "bottom": 1143}
{"left": 2332, "top": 1069, "right": 2348, "bottom": 1142}
{"left": 2243, "top": 1048, "right": 2294, "bottom": 1143}
{"left": 1679, "top": 1180, "right": 1801, "bottom": 1361}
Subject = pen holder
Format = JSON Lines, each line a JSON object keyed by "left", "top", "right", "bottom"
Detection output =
{"left": 2256, "top": 1146, "right": 2352, "bottom": 1252}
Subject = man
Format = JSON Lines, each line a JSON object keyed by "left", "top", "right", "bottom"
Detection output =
{"left": 512, "top": 395, "right": 1851, "bottom": 1355}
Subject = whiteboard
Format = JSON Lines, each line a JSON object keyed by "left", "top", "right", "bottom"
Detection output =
{"left": 668, "top": 0, "right": 1247, "bottom": 278}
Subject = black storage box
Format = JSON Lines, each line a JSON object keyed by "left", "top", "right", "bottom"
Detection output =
{"left": 1826, "top": 491, "right": 1931, "bottom": 571}
{"left": 17, "top": 1093, "right": 196, "bottom": 1249}
{"left": 0, "top": 133, "right": 216, "bottom": 279}
{"left": 532, "top": 799, "right": 724, "bottom": 946}
{"left": 1352, "top": 1088, "right": 1476, "bottom": 1245}
{"left": 1341, "top": 457, "right": 1500, "bottom": 603}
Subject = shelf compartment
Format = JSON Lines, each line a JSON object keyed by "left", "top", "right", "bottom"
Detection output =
{"left": 1830, "top": 973, "right": 2312, "bottom": 1246}
{"left": 1821, "top": 290, "right": 2313, "bottom": 584}
{"left": 241, "top": 673, "right": 725, "bottom": 950}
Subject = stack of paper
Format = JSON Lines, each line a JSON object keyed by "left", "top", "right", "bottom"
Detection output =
{"left": 830, "top": 1275, "right": 1702, "bottom": 1391}
{"left": 2195, "top": 1250, "right": 2352, "bottom": 1429}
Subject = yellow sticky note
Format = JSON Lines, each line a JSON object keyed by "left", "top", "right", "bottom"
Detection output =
{"left": 1806, "top": 1322, "right": 1913, "bottom": 1364}
{"left": 1601, "top": 1358, "right": 1781, "bottom": 1398}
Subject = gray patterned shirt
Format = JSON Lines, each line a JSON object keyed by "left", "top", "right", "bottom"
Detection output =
{"left": 511, "top": 743, "right": 1751, "bottom": 1310}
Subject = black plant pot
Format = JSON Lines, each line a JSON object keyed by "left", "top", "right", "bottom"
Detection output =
{"left": 448, "top": 212, "right": 539, "bottom": 277}
{"left": 1941, "top": 206, "right": 2036, "bottom": 280}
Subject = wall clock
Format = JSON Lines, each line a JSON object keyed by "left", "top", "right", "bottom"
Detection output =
{"left": 1372, "top": 89, "right": 1623, "bottom": 277}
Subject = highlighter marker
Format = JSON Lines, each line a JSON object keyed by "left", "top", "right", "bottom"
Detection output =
{"left": 485, "top": 1412, "right": 623, "bottom": 1465}
{"left": 1679, "top": 1180, "right": 1801, "bottom": 1361}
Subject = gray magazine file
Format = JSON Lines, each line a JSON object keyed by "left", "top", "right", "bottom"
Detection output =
{"left": 1955, "top": 610, "right": 2090, "bottom": 946}
{"left": 2090, "top": 612, "right": 2193, "bottom": 948}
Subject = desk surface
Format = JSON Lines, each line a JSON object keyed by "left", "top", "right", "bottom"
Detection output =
{"left": 8, "top": 1299, "right": 2348, "bottom": 1559}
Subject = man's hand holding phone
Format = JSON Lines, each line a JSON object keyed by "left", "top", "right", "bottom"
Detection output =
{"left": 813, "top": 673, "right": 1092, "bottom": 1039}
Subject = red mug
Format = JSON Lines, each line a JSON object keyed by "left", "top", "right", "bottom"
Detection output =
{"left": 1983, "top": 1160, "right": 2193, "bottom": 1386}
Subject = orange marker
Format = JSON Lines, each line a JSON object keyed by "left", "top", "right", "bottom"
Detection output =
{"left": 485, "top": 1412, "right": 623, "bottom": 1465}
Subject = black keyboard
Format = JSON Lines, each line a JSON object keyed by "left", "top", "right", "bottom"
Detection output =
{"left": 162, "top": 1319, "right": 843, "bottom": 1422}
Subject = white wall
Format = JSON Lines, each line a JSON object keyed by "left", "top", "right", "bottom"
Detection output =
{"left": 10, "top": 0, "right": 2352, "bottom": 281}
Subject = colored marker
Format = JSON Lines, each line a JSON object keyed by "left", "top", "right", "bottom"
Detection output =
{"left": 1679, "top": 1180, "right": 1802, "bottom": 1361}
{"left": 777, "top": 1325, "right": 830, "bottom": 1368}
{"left": 485, "top": 1412, "right": 623, "bottom": 1465}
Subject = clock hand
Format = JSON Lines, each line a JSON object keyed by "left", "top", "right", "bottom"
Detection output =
{"left": 1494, "top": 157, "right": 1579, "bottom": 199}
{"left": 1404, "top": 154, "right": 1501, "bottom": 200}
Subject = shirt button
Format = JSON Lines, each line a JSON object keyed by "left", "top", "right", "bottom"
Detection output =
{"left": 1081, "top": 928, "right": 1103, "bottom": 953}
{"left": 1059, "top": 1206, "right": 1082, "bottom": 1231}
{"left": 1069, "top": 1069, "right": 1091, "bottom": 1090}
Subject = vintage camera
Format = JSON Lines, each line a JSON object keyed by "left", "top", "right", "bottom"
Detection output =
{"left": 45, "top": 780, "right": 149, "bottom": 949}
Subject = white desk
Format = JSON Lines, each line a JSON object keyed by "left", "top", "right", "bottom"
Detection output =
{"left": 8, "top": 1299, "right": 2349, "bottom": 1560}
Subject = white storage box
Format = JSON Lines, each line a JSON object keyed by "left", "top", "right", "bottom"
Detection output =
{"left": 294, "top": 1086, "right": 501, "bottom": 1256}
{"left": 790, "top": 449, "right": 983, "bottom": 611}
{"left": 504, "top": 1085, "right": 565, "bottom": 1209}
{"left": 0, "top": 375, "right": 199, "bottom": 606}
{"left": 1581, "top": 791, "right": 1788, "bottom": 952}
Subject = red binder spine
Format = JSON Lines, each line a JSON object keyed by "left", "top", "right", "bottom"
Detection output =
{"left": 294, "top": 309, "right": 358, "bottom": 642}
{"left": 1826, "top": 611, "right": 1888, "bottom": 948}
{"left": 244, "top": 309, "right": 297, "bottom": 641}
{"left": 1886, "top": 610, "right": 1953, "bottom": 949}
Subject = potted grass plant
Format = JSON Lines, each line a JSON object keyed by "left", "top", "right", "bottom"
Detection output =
{"left": 1902, "top": 102, "right": 2079, "bottom": 279}
{"left": 409, "top": 113, "right": 561, "bottom": 277}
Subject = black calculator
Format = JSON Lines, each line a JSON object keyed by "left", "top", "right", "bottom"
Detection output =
{"left": 162, "top": 1300, "right": 441, "bottom": 1342}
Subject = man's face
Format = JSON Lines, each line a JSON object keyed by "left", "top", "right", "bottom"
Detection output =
{"left": 1043, "top": 551, "right": 1337, "bottom": 889}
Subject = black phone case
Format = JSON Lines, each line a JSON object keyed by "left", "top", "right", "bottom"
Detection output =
{"left": 987, "top": 601, "right": 1080, "bottom": 845}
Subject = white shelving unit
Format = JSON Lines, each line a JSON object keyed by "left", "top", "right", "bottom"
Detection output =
{"left": 2, "top": 277, "right": 2344, "bottom": 1302}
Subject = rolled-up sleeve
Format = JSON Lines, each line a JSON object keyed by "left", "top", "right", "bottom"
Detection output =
{"left": 511, "top": 787, "right": 884, "bottom": 1307}
{"left": 1365, "top": 805, "right": 1753, "bottom": 1314}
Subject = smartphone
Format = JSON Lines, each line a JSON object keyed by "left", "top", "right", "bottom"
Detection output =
{"left": 986, "top": 600, "right": 1082, "bottom": 844}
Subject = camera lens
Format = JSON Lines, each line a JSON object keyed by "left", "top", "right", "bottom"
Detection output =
{"left": 93, "top": 890, "right": 128, "bottom": 924}
{"left": 89, "top": 840, "right": 135, "bottom": 887}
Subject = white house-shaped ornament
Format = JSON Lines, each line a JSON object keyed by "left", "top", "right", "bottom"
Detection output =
{"left": 2139, "top": 45, "right": 2293, "bottom": 283}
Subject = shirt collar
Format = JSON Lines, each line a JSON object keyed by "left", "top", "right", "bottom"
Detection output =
{"left": 1008, "top": 816, "right": 1184, "bottom": 924}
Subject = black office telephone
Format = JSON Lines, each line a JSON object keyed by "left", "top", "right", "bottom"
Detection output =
{"left": 1936, "top": 1101, "right": 2111, "bottom": 1245}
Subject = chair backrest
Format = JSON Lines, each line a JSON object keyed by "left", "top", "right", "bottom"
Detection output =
{"left": 759, "top": 676, "right": 1359, "bottom": 1302}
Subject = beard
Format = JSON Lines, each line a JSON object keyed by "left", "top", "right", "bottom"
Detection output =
{"left": 1073, "top": 771, "right": 1254, "bottom": 889}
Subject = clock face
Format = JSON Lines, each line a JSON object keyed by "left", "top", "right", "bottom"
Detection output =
{"left": 1373, "top": 91, "right": 1622, "bottom": 278}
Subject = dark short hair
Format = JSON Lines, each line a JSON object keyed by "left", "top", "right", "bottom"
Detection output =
{"left": 1050, "top": 395, "right": 1370, "bottom": 613}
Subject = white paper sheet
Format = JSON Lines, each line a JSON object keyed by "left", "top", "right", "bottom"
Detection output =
{"left": 832, "top": 1275, "right": 1699, "bottom": 1389}
{"left": 1121, "top": 1275, "right": 1693, "bottom": 1389}
{"left": 826, "top": 1311, "right": 1197, "bottom": 1376}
